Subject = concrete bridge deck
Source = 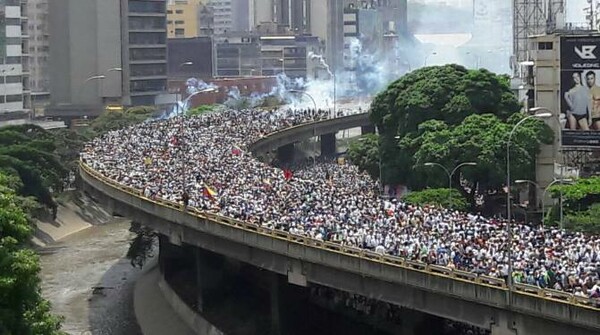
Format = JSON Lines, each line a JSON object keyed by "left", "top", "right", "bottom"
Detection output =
{"left": 80, "top": 114, "right": 600, "bottom": 335}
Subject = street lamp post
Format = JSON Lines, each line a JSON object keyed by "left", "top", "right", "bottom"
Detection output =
{"left": 359, "top": 135, "right": 400, "bottom": 195}
{"left": 528, "top": 106, "right": 566, "bottom": 226}
{"left": 515, "top": 179, "right": 542, "bottom": 224}
{"left": 288, "top": 89, "right": 318, "bottom": 112}
{"left": 505, "top": 112, "right": 552, "bottom": 291}
{"left": 541, "top": 178, "right": 573, "bottom": 229}
{"left": 102, "top": 68, "right": 122, "bottom": 106}
{"left": 79, "top": 75, "right": 106, "bottom": 106}
{"left": 424, "top": 52, "right": 437, "bottom": 66}
{"left": 177, "top": 62, "right": 194, "bottom": 115}
{"left": 424, "top": 162, "right": 477, "bottom": 190}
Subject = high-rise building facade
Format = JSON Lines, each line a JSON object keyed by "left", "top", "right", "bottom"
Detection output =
{"left": 27, "top": 0, "right": 49, "bottom": 96}
{"left": 167, "top": 0, "right": 203, "bottom": 38}
{"left": 208, "top": 0, "right": 232, "bottom": 34}
{"left": 48, "top": 0, "right": 168, "bottom": 115}
{"left": 124, "top": 0, "right": 168, "bottom": 106}
{"left": 0, "top": 0, "right": 30, "bottom": 118}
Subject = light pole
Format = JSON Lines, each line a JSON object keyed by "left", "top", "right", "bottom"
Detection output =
{"left": 278, "top": 58, "right": 285, "bottom": 76}
{"left": 288, "top": 89, "right": 317, "bottom": 112}
{"left": 541, "top": 178, "right": 573, "bottom": 229}
{"left": 360, "top": 135, "right": 400, "bottom": 195}
{"left": 79, "top": 75, "right": 106, "bottom": 106}
{"left": 177, "top": 62, "right": 194, "bottom": 115}
{"left": 424, "top": 162, "right": 477, "bottom": 190}
{"left": 505, "top": 112, "right": 551, "bottom": 291}
{"left": 424, "top": 52, "right": 437, "bottom": 66}
{"left": 515, "top": 179, "right": 542, "bottom": 224}
{"left": 103, "top": 68, "right": 122, "bottom": 105}
{"left": 528, "top": 106, "right": 565, "bottom": 222}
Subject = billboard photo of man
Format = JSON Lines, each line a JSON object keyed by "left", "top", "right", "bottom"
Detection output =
{"left": 564, "top": 71, "right": 589, "bottom": 130}
{"left": 586, "top": 71, "right": 600, "bottom": 130}
{"left": 560, "top": 36, "right": 600, "bottom": 147}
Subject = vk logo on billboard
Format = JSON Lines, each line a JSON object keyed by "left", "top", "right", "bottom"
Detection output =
{"left": 575, "top": 45, "right": 598, "bottom": 60}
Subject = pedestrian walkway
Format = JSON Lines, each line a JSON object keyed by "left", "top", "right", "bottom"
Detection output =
{"left": 134, "top": 266, "right": 196, "bottom": 335}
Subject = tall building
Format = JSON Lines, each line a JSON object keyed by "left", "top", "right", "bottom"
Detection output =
{"left": 27, "top": 0, "right": 49, "bottom": 98}
{"left": 124, "top": 0, "right": 168, "bottom": 106}
{"left": 0, "top": 0, "right": 30, "bottom": 118}
{"left": 48, "top": 0, "right": 168, "bottom": 116}
{"left": 208, "top": 0, "right": 232, "bottom": 34}
{"left": 167, "top": 0, "right": 203, "bottom": 38}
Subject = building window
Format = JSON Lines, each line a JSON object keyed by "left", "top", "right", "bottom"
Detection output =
{"left": 6, "top": 94, "right": 22, "bottom": 103}
{"left": 538, "top": 42, "right": 553, "bottom": 50}
{"left": 6, "top": 76, "right": 20, "bottom": 83}
{"left": 175, "top": 9, "right": 183, "bottom": 14}
{"left": 175, "top": 20, "right": 184, "bottom": 25}
{"left": 175, "top": 28, "right": 185, "bottom": 36}
{"left": 129, "top": 1, "right": 165, "bottom": 13}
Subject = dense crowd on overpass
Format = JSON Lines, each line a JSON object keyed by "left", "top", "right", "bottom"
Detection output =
{"left": 82, "top": 108, "right": 600, "bottom": 300}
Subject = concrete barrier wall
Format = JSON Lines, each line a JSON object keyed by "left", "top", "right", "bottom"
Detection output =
{"left": 158, "top": 274, "right": 225, "bottom": 335}
{"left": 249, "top": 113, "right": 370, "bottom": 155}
{"left": 80, "top": 164, "right": 600, "bottom": 334}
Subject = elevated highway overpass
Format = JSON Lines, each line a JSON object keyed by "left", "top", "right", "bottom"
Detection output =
{"left": 80, "top": 114, "right": 600, "bottom": 335}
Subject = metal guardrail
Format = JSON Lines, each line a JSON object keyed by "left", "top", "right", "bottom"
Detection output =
{"left": 80, "top": 162, "right": 600, "bottom": 311}
{"left": 79, "top": 115, "right": 600, "bottom": 311}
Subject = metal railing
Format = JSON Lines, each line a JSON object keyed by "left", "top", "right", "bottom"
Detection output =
{"left": 79, "top": 114, "right": 600, "bottom": 311}
{"left": 79, "top": 162, "right": 600, "bottom": 311}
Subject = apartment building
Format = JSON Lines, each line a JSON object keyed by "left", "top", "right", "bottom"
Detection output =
{"left": 208, "top": 0, "right": 232, "bottom": 35}
{"left": 27, "top": 0, "right": 49, "bottom": 97}
{"left": 167, "top": 0, "right": 203, "bottom": 38}
{"left": 0, "top": 0, "right": 30, "bottom": 119}
{"left": 48, "top": 0, "right": 168, "bottom": 115}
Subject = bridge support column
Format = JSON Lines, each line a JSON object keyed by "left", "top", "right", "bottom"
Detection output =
{"left": 276, "top": 143, "right": 294, "bottom": 163}
{"left": 320, "top": 133, "right": 336, "bottom": 157}
{"left": 361, "top": 125, "right": 375, "bottom": 135}
{"left": 193, "top": 247, "right": 224, "bottom": 313}
{"left": 270, "top": 273, "right": 282, "bottom": 335}
{"left": 491, "top": 313, "right": 516, "bottom": 335}
{"left": 158, "top": 235, "right": 186, "bottom": 280}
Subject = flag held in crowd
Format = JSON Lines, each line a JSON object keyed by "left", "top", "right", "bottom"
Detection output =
{"left": 232, "top": 146, "right": 242, "bottom": 156}
{"left": 283, "top": 169, "right": 293, "bottom": 181}
{"left": 203, "top": 184, "right": 217, "bottom": 199}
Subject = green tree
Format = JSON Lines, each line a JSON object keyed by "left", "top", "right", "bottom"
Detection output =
{"left": 0, "top": 173, "right": 65, "bottom": 335}
{"left": 186, "top": 104, "right": 220, "bottom": 117}
{"left": 403, "top": 114, "right": 552, "bottom": 205}
{"left": 359, "top": 65, "right": 552, "bottom": 210}
{"left": 89, "top": 106, "right": 155, "bottom": 135}
{"left": 546, "top": 177, "right": 600, "bottom": 232}
{"left": 348, "top": 134, "right": 380, "bottom": 180}
{"left": 403, "top": 188, "right": 469, "bottom": 212}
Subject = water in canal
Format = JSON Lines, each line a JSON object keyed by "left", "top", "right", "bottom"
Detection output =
{"left": 39, "top": 219, "right": 144, "bottom": 335}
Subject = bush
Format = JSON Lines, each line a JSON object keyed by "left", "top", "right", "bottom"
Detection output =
{"left": 403, "top": 188, "right": 468, "bottom": 212}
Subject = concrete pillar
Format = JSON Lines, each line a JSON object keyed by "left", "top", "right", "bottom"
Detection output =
{"left": 361, "top": 124, "right": 375, "bottom": 135}
{"left": 491, "top": 313, "right": 517, "bottom": 335}
{"left": 195, "top": 248, "right": 206, "bottom": 313}
{"left": 270, "top": 273, "right": 282, "bottom": 335}
{"left": 320, "top": 133, "right": 336, "bottom": 157}
{"left": 193, "top": 247, "right": 225, "bottom": 313}
{"left": 276, "top": 143, "right": 295, "bottom": 163}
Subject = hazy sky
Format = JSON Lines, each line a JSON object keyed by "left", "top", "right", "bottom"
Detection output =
{"left": 565, "top": 0, "right": 588, "bottom": 23}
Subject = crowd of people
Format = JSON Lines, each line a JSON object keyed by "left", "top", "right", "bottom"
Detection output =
{"left": 82, "top": 107, "right": 600, "bottom": 301}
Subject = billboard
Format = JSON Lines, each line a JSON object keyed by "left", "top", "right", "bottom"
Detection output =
{"left": 561, "top": 36, "right": 600, "bottom": 147}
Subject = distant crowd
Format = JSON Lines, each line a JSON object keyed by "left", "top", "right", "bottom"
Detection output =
{"left": 82, "top": 107, "right": 600, "bottom": 301}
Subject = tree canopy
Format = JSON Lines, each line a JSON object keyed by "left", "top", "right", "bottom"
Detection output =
{"left": 403, "top": 188, "right": 468, "bottom": 212}
{"left": 0, "top": 125, "right": 78, "bottom": 210}
{"left": 0, "top": 173, "right": 64, "bottom": 335}
{"left": 351, "top": 65, "right": 553, "bottom": 210}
